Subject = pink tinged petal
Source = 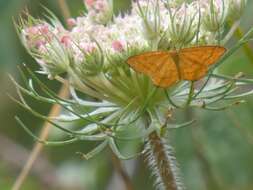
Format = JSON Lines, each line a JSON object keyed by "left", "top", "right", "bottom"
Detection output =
{"left": 72, "top": 27, "right": 82, "bottom": 33}
{"left": 80, "top": 42, "right": 96, "bottom": 53}
{"left": 95, "top": 1, "right": 106, "bottom": 11}
{"left": 112, "top": 40, "right": 124, "bottom": 52}
{"left": 38, "top": 45, "right": 47, "bottom": 54}
{"left": 85, "top": 0, "right": 95, "bottom": 7}
{"left": 56, "top": 26, "right": 65, "bottom": 34}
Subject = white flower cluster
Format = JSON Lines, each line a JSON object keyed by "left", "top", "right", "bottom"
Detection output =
{"left": 15, "top": 0, "right": 253, "bottom": 165}
{"left": 19, "top": 0, "right": 246, "bottom": 78}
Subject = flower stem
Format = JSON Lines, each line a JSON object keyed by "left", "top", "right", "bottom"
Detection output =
{"left": 12, "top": 84, "right": 70, "bottom": 190}
{"left": 57, "top": 0, "right": 71, "bottom": 21}
{"left": 111, "top": 151, "right": 134, "bottom": 190}
{"left": 145, "top": 131, "right": 183, "bottom": 190}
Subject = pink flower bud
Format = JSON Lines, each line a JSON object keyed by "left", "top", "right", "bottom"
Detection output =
{"left": 35, "top": 40, "right": 46, "bottom": 49}
{"left": 26, "top": 26, "right": 39, "bottom": 35}
{"left": 95, "top": 1, "right": 106, "bottom": 11}
{"left": 67, "top": 18, "right": 77, "bottom": 28}
{"left": 85, "top": 0, "right": 95, "bottom": 7}
{"left": 112, "top": 40, "right": 124, "bottom": 52}
{"left": 39, "top": 24, "right": 49, "bottom": 35}
{"left": 60, "top": 35, "right": 72, "bottom": 47}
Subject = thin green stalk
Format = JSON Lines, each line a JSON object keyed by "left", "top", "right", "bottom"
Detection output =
{"left": 12, "top": 84, "right": 70, "bottom": 190}
{"left": 12, "top": 2, "right": 71, "bottom": 190}
{"left": 185, "top": 82, "right": 194, "bottom": 106}
{"left": 233, "top": 26, "right": 253, "bottom": 64}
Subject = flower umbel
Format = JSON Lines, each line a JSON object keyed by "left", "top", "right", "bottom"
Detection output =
{"left": 13, "top": 1, "right": 253, "bottom": 190}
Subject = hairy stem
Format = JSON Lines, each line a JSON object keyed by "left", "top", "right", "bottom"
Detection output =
{"left": 145, "top": 131, "right": 184, "bottom": 190}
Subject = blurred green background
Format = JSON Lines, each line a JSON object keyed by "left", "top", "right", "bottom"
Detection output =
{"left": 1, "top": 0, "right": 253, "bottom": 190}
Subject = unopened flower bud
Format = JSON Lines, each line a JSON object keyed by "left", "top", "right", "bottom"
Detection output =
{"left": 84, "top": 0, "right": 95, "bottom": 7}
{"left": 67, "top": 18, "right": 77, "bottom": 28}
{"left": 23, "top": 24, "right": 51, "bottom": 50}
{"left": 60, "top": 35, "right": 72, "bottom": 47}
{"left": 25, "top": 26, "right": 39, "bottom": 35}
{"left": 39, "top": 24, "right": 49, "bottom": 35}
{"left": 167, "top": 3, "right": 199, "bottom": 47}
{"left": 112, "top": 40, "right": 124, "bottom": 52}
